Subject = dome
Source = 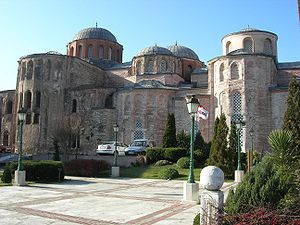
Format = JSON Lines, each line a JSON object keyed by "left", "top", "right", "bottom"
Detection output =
{"left": 167, "top": 44, "right": 199, "bottom": 60}
{"left": 137, "top": 45, "right": 173, "bottom": 57}
{"left": 72, "top": 27, "right": 117, "bottom": 42}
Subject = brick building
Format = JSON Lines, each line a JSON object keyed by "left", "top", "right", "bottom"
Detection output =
{"left": 0, "top": 26, "right": 299, "bottom": 156}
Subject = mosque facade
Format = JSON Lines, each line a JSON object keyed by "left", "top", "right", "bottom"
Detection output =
{"left": 0, "top": 26, "right": 299, "bottom": 156}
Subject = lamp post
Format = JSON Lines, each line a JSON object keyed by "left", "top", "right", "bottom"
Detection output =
{"left": 234, "top": 119, "right": 245, "bottom": 182}
{"left": 111, "top": 123, "right": 120, "bottom": 177}
{"left": 249, "top": 127, "right": 254, "bottom": 173}
{"left": 183, "top": 95, "right": 199, "bottom": 203}
{"left": 113, "top": 123, "right": 119, "bottom": 166}
{"left": 15, "top": 107, "right": 27, "bottom": 186}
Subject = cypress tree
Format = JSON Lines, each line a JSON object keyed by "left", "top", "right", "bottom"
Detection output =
{"left": 207, "top": 113, "right": 229, "bottom": 171}
{"left": 283, "top": 75, "right": 300, "bottom": 156}
{"left": 226, "top": 123, "right": 238, "bottom": 176}
{"left": 162, "top": 113, "right": 177, "bottom": 148}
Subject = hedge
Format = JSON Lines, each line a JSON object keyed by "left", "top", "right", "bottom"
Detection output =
{"left": 146, "top": 148, "right": 165, "bottom": 164}
{"left": 64, "top": 159, "right": 109, "bottom": 177}
{"left": 146, "top": 147, "right": 186, "bottom": 164}
{"left": 9, "top": 160, "right": 64, "bottom": 182}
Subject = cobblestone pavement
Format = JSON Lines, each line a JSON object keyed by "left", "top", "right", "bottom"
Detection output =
{"left": 0, "top": 177, "right": 236, "bottom": 225}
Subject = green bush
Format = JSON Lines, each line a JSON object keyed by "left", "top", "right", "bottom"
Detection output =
{"left": 1, "top": 164, "right": 12, "bottom": 183}
{"left": 158, "top": 168, "right": 179, "bottom": 180}
{"left": 193, "top": 213, "right": 200, "bottom": 225}
{"left": 64, "top": 159, "right": 109, "bottom": 177}
{"left": 154, "top": 160, "right": 172, "bottom": 166}
{"left": 194, "top": 148, "right": 209, "bottom": 166}
{"left": 146, "top": 148, "right": 165, "bottom": 164}
{"left": 9, "top": 160, "right": 64, "bottom": 182}
{"left": 164, "top": 148, "right": 186, "bottom": 163}
{"left": 177, "top": 157, "right": 189, "bottom": 169}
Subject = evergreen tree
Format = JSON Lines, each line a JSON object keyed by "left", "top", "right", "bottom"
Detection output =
{"left": 207, "top": 113, "right": 229, "bottom": 171}
{"left": 162, "top": 113, "right": 177, "bottom": 148}
{"left": 194, "top": 131, "right": 206, "bottom": 150}
{"left": 226, "top": 123, "right": 238, "bottom": 176}
{"left": 176, "top": 130, "right": 190, "bottom": 150}
{"left": 283, "top": 75, "right": 300, "bottom": 157}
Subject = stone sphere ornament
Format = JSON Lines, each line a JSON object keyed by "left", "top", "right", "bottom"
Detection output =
{"left": 200, "top": 166, "right": 224, "bottom": 191}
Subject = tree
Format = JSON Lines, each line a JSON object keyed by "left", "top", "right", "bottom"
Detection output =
{"left": 226, "top": 123, "right": 238, "bottom": 177}
{"left": 162, "top": 113, "right": 177, "bottom": 148}
{"left": 52, "top": 115, "right": 82, "bottom": 160}
{"left": 207, "top": 113, "right": 229, "bottom": 172}
{"left": 176, "top": 130, "right": 190, "bottom": 151}
{"left": 283, "top": 75, "right": 300, "bottom": 157}
{"left": 52, "top": 138, "right": 60, "bottom": 161}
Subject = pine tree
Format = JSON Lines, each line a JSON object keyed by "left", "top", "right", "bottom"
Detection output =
{"left": 194, "top": 131, "right": 206, "bottom": 150}
{"left": 162, "top": 113, "right": 177, "bottom": 148}
{"left": 207, "top": 113, "right": 229, "bottom": 171}
{"left": 283, "top": 75, "right": 300, "bottom": 157}
{"left": 226, "top": 123, "right": 238, "bottom": 176}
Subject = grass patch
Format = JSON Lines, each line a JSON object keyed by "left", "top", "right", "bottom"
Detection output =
{"left": 120, "top": 164, "right": 201, "bottom": 180}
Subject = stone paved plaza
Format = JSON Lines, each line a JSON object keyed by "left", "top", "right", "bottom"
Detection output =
{"left": 0, "top": 177, "right": 236, "bottom": 225}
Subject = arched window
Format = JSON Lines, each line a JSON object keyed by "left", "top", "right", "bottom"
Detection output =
{"left": 21, "top": 62, "right": 26, "bottom": 80}
{"left": 108, "top": 47, "right": 112, "bottom": 60}
{"left": 133, "top": 120, "right": 144, "bottom": 140}
{"left": 105, "top": 94, "right": 113, "bottom": 108}
{"left": 243, "top": 38, "right": 253, "bottom": 52}
{"left": 160, "top": 60, "right": 167, "bottom": 72}
{"left": 147, "top": 60, "right": 154, "bottom": 73}
{"left": 231, "top": 92, "right": 242, "bottom": 121}
{"left": 88, "top": 45, "right": 93, "bottom": 59}
{"left": 77, "top": 45, "right": 83, "bottom": 58}
{"left": 264, "top": 38, "right": 273, "bottom": 55}
{"left": 27, "top": 60, "right": 33, "bottom": 80}
{"left": 117, "top": 49, "right": 120, "bottom": 62}
{"left": 6, "top": 100, "right": 13, "bottom": 114}
{"left": 25, "top": 91, "right": 32, "bottom": 109}
{"left": 219, "top": 63, "right": 224, "bottom": 82}
{"left": 35, "top": 91, "right": 41, "bottom": 108}
{"left": 19, "top": 92, "right": 23, "bottom": 108}
{"left": 70, "top": 47, "right": 74, "bottom": 56}
{"left": 172, "top": 61, "right": 176, "bottom": 73}
{"left": 136, "top": 61, "right": 142, "bottom": 75}
{"left": 226, "top": 41, "right": 232, "bottom": 54}
{"left": 231, "top": 63, "right": 239, "bottom": 80}
{"left": 72, "top": 99, "right": 77, "bottom": 113}
{"left": 3, "top": 131, "right": 9, "bottom": 146}
{"left": 33, "top": 113, "right": 40, "bottom": 124}
{"left": 26, "top": 113, "right": 31, "bottom": 124}
{"left": 187, "top": 65, "right": 193, "bottom": 75}
{"left": 99, "top": 46, "right": 104, "bottom": 59}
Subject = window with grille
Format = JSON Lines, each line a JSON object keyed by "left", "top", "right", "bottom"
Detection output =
{"left": 147, "top": 60, "right": 154, "bottom": 73}
{"left": 3, "top": 131, "right": 9, "bottom": 146}
{"left": 219, "top": 63, "right": 224, "bottom": 82}
{"left": 243, "top": 38, "right": 253, "bottom": 52}
{"left": 160, "top": 60, "right": 167, "bottom": 72}
{"left": 231, "top": 63, "right": 239, "bottom": 80}
{"left": 264, "top": 38, "right": 273, "bottom": 55}
{"left": 133, "top": 120, "right": 144, "bottom": 140}
{"left": 231, "top": 92, "right": 242, "bottom": 121}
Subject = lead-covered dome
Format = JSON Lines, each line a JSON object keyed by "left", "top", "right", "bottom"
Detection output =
{"left": 73, "top": 27, "right": 117, "bottom": 42}
{"left": 137, "top": 45, "right": 173, "bottom": 57}
{"left": 167, "top": 44, "right": 199, "bottom": 60}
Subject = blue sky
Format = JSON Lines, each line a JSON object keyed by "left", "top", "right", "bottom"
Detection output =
{"left": 0, "top": 0, "right": 299, "bottom": 91}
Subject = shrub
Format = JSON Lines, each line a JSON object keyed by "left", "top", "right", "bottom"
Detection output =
{"left": 158, "top": 168, "right": 179, "bottom": 180}
{"left": 1, "top": 164, "right": 12, "bottom": 183}
{"left": 194, "top": 148, "right": 209, "bottom": 167}
{"left": 133, "top": 155, "right": 147, "bottom": 167}
{"left": 64, "top": 159, "right": 109, "bottom": 177}
{"left": 154, "top": 160, "right": 172, "bottom": 166}
{"left": 146, "top": 148, "right": 165, "bottom": 164}
{"left": 164, "top": 148, "right": 186, "bottom": 163}
{"left": 193, "top": 213, "right": 200, "bottom": 225}
{"left": 177, "top": 157, "right": 189, "bottom": 169}
{"left": 10, "top": 160, "right": 64, "bottom": 182}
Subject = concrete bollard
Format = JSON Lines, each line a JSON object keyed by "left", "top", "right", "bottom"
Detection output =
{"left": 199, "top": 166, "right": 224, "bottom": 225}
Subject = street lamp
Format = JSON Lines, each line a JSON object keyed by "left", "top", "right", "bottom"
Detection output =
{"left": 249, "top": 127, "right": 254, "bottom": 173}
{"left": 113, "top": 123, "right": 119, "bottom": 166}
{"left": 15, "top": 107, "right": 27, "bottom": 186}
{"left": 235, "top": 119, "right": 245, "bottom": 171}
{"left": 186, "top": 95, "right": 199, "bottom": 183}
{"left": 17, "top": 108, "right": 27, "bottom": 171}
{"left": 183, "top": 95, "right": 200, "bottom": 203}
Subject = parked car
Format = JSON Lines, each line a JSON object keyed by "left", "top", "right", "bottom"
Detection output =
{"left": 96, "top": 142, "right": 127, "bottom": 155}
{"left": 124, "top": 139, "right": 149, "bottom": 155}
